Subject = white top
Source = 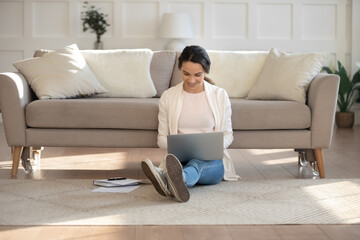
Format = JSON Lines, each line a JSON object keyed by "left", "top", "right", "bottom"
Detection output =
{"left": 157, "top": 81, "right": 239, "bottom": 181}
{"left": 178, "top": 91, "right": 215, "bottom": 134}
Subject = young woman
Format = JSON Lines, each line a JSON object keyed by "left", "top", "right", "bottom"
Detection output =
{"left": 141, "top": 45, "right": 238, "bottom": 203}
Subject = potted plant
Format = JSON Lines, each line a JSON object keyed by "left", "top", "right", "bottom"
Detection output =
{"left": 322, "top": 61, "right": 360, "bottom": 128}
{"left": 81, "top": 1, "right": 110, "bottom": 49}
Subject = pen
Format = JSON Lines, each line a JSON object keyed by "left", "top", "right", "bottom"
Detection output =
{"left": 107, "top": 177, "right": 127, "bottom": 181}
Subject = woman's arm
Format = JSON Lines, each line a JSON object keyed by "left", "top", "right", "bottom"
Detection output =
{"left": 223, "top": 91, "right": 234, "bottom": 149}
{"left": 157, "top": 94, "right": 169, "bottom": 150}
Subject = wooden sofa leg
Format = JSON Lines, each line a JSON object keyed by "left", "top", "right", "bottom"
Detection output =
{"left": 11, "top": 146, "right": 23, "bottom": 176}
{"left": 314, "top": 148, "right": 325, "bottom": 178}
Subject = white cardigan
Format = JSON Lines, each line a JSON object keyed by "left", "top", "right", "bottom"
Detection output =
{"left": 157, "top": 81, "right": 239, "bottom": 181}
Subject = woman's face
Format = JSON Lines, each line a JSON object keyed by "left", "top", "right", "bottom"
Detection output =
{"left": 181, "top": 61, "right": 206, "bottom": 93}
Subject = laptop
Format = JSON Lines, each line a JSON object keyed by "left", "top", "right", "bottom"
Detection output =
{"left": 167, "top": 132, "right": 224, "bottom": 163}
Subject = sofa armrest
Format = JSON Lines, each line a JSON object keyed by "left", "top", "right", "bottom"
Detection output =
{"left": 0, "top": 72, "right": 35, "bottom": 146}
{"left": 308, "top": 73, "right": 340, "bottom": 149}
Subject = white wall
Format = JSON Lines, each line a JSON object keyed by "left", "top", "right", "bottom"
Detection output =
{"left": 0, "top": 0, "right": 359, "bottom": 121}
{"left": 0, "top": 0, "right": 355, "bottom": 69}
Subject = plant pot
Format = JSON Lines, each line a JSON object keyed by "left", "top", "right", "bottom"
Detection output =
{"left": 94, "top": 41, "right": 103, "bottom": 50}
{"left": 335, "top": 111, "right": 354, "bottom": 128}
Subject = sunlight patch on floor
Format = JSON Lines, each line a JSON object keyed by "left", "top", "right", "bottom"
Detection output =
{"left": 262, "top": 157, "right": 296, "bottom": 165}
{"left": 56, "top": 214, "right": 131, "bottom": 225}
{"left": 28, "top": 152, "right": 129, "bottom": 170}
{"left": 303, "top": 181, "right": 360, "bottom": 222}
{"left": 42, "top": 151, "right": 127, "bottom": 160}
{"left": 0, "top": 160, "right": 12, "bottom": 169}
{"left": 245, "top": 149, "right": 293, "bottom": 156}
{"left": 0, "top": 152, "right": 129, "bottom": 170}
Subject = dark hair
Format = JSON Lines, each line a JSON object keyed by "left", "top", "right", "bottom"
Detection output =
{"left": 178, "top": 45, "right": 215, "bottom": 85}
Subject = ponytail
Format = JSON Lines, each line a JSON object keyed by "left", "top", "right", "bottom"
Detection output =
{"left": 204, "top": 76, "right": 215, "bottom": 85}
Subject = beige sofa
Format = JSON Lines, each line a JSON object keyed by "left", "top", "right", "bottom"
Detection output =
{"left": 0, "top": 50, "right": 339, "bottom": 178}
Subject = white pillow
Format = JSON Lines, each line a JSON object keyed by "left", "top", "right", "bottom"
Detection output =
{"left": 207, "top": 51, "right": 268, "bottom": 98}
{"left": 81, "top": 49, "right": 157, "bottom": 98}
{"left": 13, "top": 44, "right": 106, "bottom": 100}
{"left": 247, "top": 47, "right": 327, "bottom": 103}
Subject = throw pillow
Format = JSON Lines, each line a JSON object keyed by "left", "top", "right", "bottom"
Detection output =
{"left": 247, "top": 47, "right": 327, "bottom": 103}
{"left": 81, "top": 49, "right": 157, "bottom": 98}
{"left": 14, "top": 44, "right": 106, "bottom": 100}
{"left": 207, "top": 51, "right": 268, "bottom": 98}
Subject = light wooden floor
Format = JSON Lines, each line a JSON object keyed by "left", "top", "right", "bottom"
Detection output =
{"left": 0, "top": 123, "right": 359, "bottom": 240}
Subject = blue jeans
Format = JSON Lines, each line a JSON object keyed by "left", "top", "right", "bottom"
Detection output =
{"left": 182, "top": 159, "right": 224, "bottom": 188}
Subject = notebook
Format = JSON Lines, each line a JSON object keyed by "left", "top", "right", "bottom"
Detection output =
{"left": 167, "top": 132, "right": 224, "bottom": 162}
{"left": 93, "top": 178, "right": 141, "bottom": 187}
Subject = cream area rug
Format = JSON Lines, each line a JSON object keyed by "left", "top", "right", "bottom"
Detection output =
{"left": 0, "top": 178, "right": 359, "bottom": 225}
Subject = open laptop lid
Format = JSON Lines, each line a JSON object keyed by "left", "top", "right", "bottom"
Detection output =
{"left": 167, "top": 132, "right": 224, "bottom": 162}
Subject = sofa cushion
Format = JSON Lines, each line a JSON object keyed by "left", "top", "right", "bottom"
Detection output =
{"left": 81, "top": 49, "right": 156, "bottom": 98}
{"left": 230, "top": 99, "right": 311, "bottom": 130}
{"left": 14, "top": 44, "right": 107, "bottom": 100}
{"left": 26, "top": 98, "right": 310, "bottom": 131}
{"left": 34, "top": 49, "right": 175, "bottom": 98}
{"left": 206, "top": 51, "right": 268, "bottom": 98}
{"left": 247, "top": 47, "right": 327, "bottom": 103}
{"left": 26, "top": 98, "right": 159, "bottom": 130}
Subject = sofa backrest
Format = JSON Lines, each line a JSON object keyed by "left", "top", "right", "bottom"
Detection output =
{"left": 150, "top": 51, "right": 176, "bottom": 97}
{"left": 33, "top": 49, "right": 271, "bottom": 99}
{"left": 170, "top": 51, "right": 182, "bottom": 87}
{"left": 31, "top": 48, "right": 326, "bottom": 103}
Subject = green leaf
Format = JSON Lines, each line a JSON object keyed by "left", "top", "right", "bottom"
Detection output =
{"left": 321, "top": 66, "right": 333, "bottom": 74}
{"left": 337, "top": 61, "right": 352, "bottom": 96}
{"left": 81, "top": 1, "right": 110, "bottom": 34}
{"left": 337, "top": 99, "right": 347, "bottom": 112}
{"left": 352, "top": 70, "right": 360, "bottom": 85}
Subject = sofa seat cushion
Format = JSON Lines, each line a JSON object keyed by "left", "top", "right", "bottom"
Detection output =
{"left": 230, "top": 99, "right": 311, "bottom": 130}
{"left": 26, "top": 98, "right": 159, "bottom": 130}
{"left": 26, "top": 98, "right": 310, "bottom": 131}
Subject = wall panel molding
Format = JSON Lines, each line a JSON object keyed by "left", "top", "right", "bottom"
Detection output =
{"left": 168, "top": 2, "right": 204, "bottom": 38}
{"left": 0, "top": 0, "right": 354, "bottom": 72}
{"left": 0, "top": 1, "right": 24, "bottom": 38}
{"left": 123, "top": 1, "right": 159, "bottom": 38}
{"left": 32, "top": 1, "right": 70, "bottom": 38}
{"left": 212, "top": 2, "right": 248, "bottom": 39}
{"left": 301, "top": 3, "right": 337, "bottom": 40}
{"left": 257, "top": 3, "right": 293, "bottom": 40}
